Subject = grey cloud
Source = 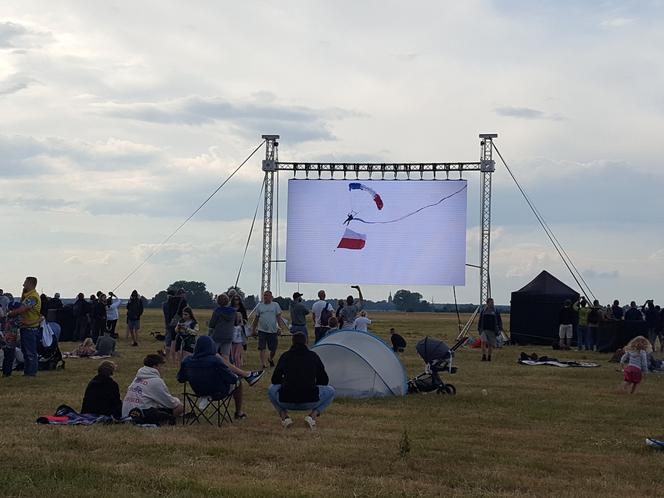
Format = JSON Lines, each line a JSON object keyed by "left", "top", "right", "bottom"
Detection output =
{"left": 94, "top": 95, "right": 360, "bottom": 143}
{"left": 494, "top": 106, "right": 565, "bottom": 121}
{"left": 0, "top": 21, "right": 52, "bottom": 49}
{"left": 0, "top": 134, "right": 162, "bottom": 177}
{"left": 0, "top": 73, "right": 34, "bottom": 95}
{"left": 583, "top": 269, "right": 620, "bottom": 279}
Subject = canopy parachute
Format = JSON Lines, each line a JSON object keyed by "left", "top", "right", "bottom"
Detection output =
{"left": 349, "top": 183, "right": 384, "bottom": 210}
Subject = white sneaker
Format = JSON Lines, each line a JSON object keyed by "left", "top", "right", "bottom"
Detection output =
{"left": 304, "top": 415, "right": 316, "bottom": 430}
{"left": 281, "top": 417, "right": 293, "bottom": 429}
{"left": 198, "top": 397, "right": 211, "bottom": 410}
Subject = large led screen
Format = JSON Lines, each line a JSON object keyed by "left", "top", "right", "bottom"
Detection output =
{"left": 286, "top": 179, "right": 467, "bottom": 286}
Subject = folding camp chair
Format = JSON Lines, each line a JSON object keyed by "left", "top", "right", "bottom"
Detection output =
{"left": 182, "top": 382, "right": 235, "bottom": 427}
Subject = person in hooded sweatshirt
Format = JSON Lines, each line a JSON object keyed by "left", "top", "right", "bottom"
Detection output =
{"left": 81, "top": 361, "right": 122, "bottom": 418}
{"left": 122, "top": 354, "right": 183, "bottom": 418}
{"left": 268, "top": 332, "right": 335, "bottom": 430}
{"left": 177, "top": 336, "right": 264, "bottom": 420}
{"left": 208, "top": 293, "right": 237, "bottom": 359}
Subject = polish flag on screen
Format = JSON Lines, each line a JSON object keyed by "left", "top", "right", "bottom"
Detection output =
{"left": 337, "top": 228, "right": 366, "bottom": 250}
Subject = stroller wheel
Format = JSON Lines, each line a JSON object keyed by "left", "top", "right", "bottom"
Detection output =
{"left": 444, "top": 384, "right": 456, "bottom": 395}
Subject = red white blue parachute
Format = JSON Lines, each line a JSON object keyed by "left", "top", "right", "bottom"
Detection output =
{"left": 349, "top": 183, "right": 383, "bottom": 210}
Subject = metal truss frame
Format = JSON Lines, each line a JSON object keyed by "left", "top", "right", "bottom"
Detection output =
{"left": 260, "top": 134, "right": 497, "bottom": 306}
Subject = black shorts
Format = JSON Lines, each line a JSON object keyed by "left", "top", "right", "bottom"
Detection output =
{"left": 257, "top": 331, "right": 278, "bottom": 352}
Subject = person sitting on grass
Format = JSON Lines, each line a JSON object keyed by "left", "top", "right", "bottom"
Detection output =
{"left": 177, "top": 336, "right": 264, "bottom": 420}
{"left": 390, "top": 327, "right": 406, "bottom": 353}
{"left": 268, "top": 332, "right": 335, "bottom": 430}
{"left": 72, "top": 338, "right": 97, "bottom": 357}
{"left": 620, "top": 335, "right": 650, "bottom": 394}
{"left": 95, "top": 332, "right": 116, "bottom": 356}
{"left": 122, "top": 354, "right": 184, "bottom": 423}
{"left": 81, "top": 360, "right": 122, "bottom": 418}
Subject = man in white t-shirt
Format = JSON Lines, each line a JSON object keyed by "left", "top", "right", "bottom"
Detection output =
{"left": 252, "top": 290, "right": 288, "bottom": 369}
{"left": 311, "top": 290, "right": 333, "bottom": 343}
{"left": 353, "top": 311, "right": 371, "bottom": 332}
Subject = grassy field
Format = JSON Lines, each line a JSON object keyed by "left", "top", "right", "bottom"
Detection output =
{"left": 2, "top": 309, "right": 663, "bottom": 497}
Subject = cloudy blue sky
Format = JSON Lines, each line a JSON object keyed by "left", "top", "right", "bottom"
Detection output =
{"left": 2, "top": 0, "right": 663, "bottom": 305}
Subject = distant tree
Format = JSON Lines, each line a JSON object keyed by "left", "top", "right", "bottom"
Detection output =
{"left": 148, "top": 290, "right": 168, "bottom": 309}
{"left": 273, "top": 296, "right": 290, "bottom": 311}
{"left": 148, "top": 280, "right": 214, "bottom": 309}
{"left": 393, "top": 289, "right": 424, "bottom": 312}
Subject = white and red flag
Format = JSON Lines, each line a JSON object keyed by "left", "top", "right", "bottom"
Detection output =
{"left": 337, "top": 228, "right": 366, "bottom": 250}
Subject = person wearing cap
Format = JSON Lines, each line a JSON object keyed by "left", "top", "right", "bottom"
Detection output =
{"left": 289, "top": 292, "right": 310, "bottom": 340}
{"left": 268, "top": 332, "right": 335, "bottom": 430}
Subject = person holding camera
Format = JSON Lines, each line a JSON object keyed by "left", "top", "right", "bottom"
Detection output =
{"left": 339, "top": 285, "right": 364, "bottom": 329}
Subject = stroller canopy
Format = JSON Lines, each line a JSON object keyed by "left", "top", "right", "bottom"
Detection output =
{"left": 416, "top": 337, "right": 451, "bottom": 364}
{"left": 311, "top": 330, "right": 408, "bottom": 398}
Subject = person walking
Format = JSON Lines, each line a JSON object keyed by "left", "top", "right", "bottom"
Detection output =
{"left": 311, "top": 290, "right": 333, "bottom": 343}
{"left": 289, "top": 292, "right": 310, "bottom": 339}
{"left": 126, "top": 290, "right": 144, "bottom": 347}
{"left": 268, "top": 332, "right": 335, "bottom": 430}
{"left": 620, "top": 336, "right": 650, "bottom": 394}
{"left": 252, "top": 290, "right": 287, "bottom": 369}
{"left": 6, "top": 277, "right": 41, "bottom": 376}
{"left": 478, "top": 297, "right": 503, "bottom": 361}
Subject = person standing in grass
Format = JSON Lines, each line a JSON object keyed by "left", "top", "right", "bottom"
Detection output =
{"left": 105, "top": 292, "right": 122, "bottom": 338}
{"left": 252, "top": 290, "right": 287, "bottom": 369}
{"left": 586, "top": 300, "right": 602, "bottom": 352}
{"left": 478, "top": 297, "right": 503, "bottom": 361}
{"left": 620, "top": 335, "right": 650, "bottom": 394}
{"left": 209, "top": 294, "right": 236, "bottom": 360}
{"left": 576, "top": 298, "right": 589, "bottom": 351}
{"left": 126, "top": 290, "right": 144, "bottom": 346}
{"left": 311, "top": 290, "right": 333, "bottom": 343}
{"left": 558, "top": 299, "right": 576, "bottom": 350}
{"left": 339, "top": 285, "right": 364, "bottom": 328}
{"left": 289, "top": 292, "right": 310, "bottom": 339}
{"left": 6, "top": 277, "right": 41, "bottom": 377}
{"left": 268, "top": 332, "right": 335, "bottom": 430}
{"left": 353, "top": 310, "right": 371, "bottom": 332}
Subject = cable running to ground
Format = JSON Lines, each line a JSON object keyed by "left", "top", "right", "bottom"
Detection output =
{"left": 492, "top": 144, "right": 594, "bottom": 302}
{"left": 111, "top": 140, "right": 266, "bottom": 292}
{"left": 235, "top": 178, "right": 266, "bottom": 288}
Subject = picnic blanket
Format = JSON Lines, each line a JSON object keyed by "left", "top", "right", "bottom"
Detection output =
{"left": 62, "top": 353, "right": 111, "bottom": 359}
{"left": 518, "top": 353, "right": 599, "bottom": 368}
{"left": 36, "top": 404, "right": 130, "bottom": 425}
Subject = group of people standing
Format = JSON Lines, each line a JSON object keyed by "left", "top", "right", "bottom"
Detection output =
{"left": 72, "top": 290, "right": 145, "bottom": 346}
{"left": 558, "top": 298, "right": 664, "bottom": 351}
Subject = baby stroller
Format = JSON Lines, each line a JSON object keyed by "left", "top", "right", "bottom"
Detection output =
{"left": 408, "top": 336, "right": 463, "bottom": 395}
{"left": 38, "top": 334, "right": 65, "bottom": 371}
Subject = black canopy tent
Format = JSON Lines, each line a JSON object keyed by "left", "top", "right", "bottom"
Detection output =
{"left": 510, "top": 271, "right": 580, "bottom": 345}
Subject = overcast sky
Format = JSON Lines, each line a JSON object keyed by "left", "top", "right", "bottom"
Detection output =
{"left": 2, "top": 0, "right": 663, "bottom": 305}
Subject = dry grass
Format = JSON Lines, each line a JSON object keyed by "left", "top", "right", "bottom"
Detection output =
{"left": 2, "top": 310, "right": 663, "bottom": 497}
